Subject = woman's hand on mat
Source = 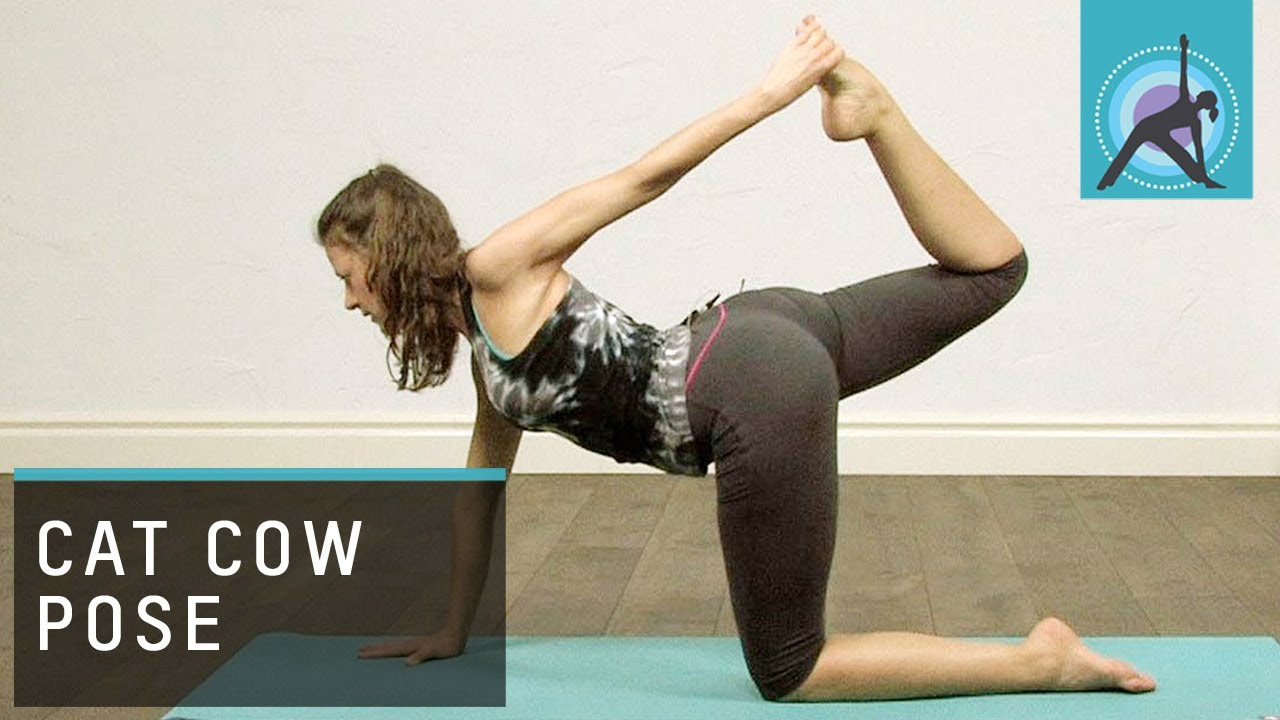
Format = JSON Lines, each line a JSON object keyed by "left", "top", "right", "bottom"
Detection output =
{"left": 755, "top": 15, "right": 845, "bottom": 113}
{"left": 357, "top": 630, "right": 466, "bottom": 665}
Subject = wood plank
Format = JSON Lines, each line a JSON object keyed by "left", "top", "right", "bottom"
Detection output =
{"left": 714, "top": 592, "right": 737, "bottom": 636}
{"left": 607, "top": 478, "right": 725, "bottom": 635}
{"left": 557, "top": 475, "right": 673, "bottom": 550}
{"left": 1065, "top": 477, "right": 1263, "bottom": 634}
{"left": 506, "top": 475, "right": 672, "bottom": 635}
{"left": 1152, "top": 477, "right": 1280, "bottom": 636}
{"left": 826, "top": 477, "right": 933, "bottom": 635}
{"left": 1, "top": 474, "right": 12, "bottom": 534}
{"left": 1135, "top": 594, "right": 1266, "bottom": 634}
{"left": 502, "top": 475, "right": 597, "bottom": 614}
{"left": 983, "top": 476, "right": 1152, "bottom": 635}
{"left": 910, "top": 476, "right": 1039, "bottom": 636}
{"left": 1230, "top": 476, "right": 1280, "bottom": 546}
{"left": 506, "top": 543, "right": 644, "bottom": 635}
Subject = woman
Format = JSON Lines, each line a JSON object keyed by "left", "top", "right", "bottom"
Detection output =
{"left": 319, "top": 16, "right": 1157, "bottom": 702}
{"left": 1097, "top": 33, "right": 1225, "bottom": 190}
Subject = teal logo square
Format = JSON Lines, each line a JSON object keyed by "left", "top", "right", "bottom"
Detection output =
{"left": 1081, "top": 0, "right": 1252, "bottom": 198}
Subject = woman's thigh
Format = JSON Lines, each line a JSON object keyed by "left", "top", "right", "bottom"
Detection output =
{"left": 686, "top": 302, "right": 839, "bottom": 699}
{"left": 819, "top": 251, "right": 1028, "bottom": 398}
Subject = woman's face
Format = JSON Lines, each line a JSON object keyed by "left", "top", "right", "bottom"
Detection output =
{"left": 325, "top": 243, "right": 386, "bottom": 328}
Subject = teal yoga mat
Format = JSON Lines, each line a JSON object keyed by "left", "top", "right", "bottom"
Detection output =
{"left": 166, "top": 634, "right": 1280, "bottom": 720}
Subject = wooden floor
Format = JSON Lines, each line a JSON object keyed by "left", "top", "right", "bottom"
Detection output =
{"left": 4, "top": 474, "right": 1279, "bottom": 718}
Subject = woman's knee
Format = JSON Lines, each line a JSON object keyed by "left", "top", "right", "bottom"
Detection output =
{"left": 997, "top": 246, "right": 1028, "bottom": 290}
{"left": 746, "top": 637, "right": 825, "bottom": 702}
{"left": 970, "top": 246, "right": 1029, "bottom": 308}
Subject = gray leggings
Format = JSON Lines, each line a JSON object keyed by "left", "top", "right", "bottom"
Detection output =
{"left": 684, "top": 250, "right": 1029, "bottom": 700}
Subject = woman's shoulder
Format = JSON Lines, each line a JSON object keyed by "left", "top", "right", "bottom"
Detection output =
{"left": 462, "top": 244, "right": 508, "bottom": 293}
{"left": 462, "top": 246, "right": 575, "bottom": 354}
{"left": 464, "top": 246, "right": 572, "bottom": 298}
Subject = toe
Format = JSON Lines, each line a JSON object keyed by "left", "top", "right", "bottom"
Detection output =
{"left": 1112, "top": 661, "right": 1157, "bottom": 693}
{"left": 1120, "top": 674, "right": 1156, "bottom": 693}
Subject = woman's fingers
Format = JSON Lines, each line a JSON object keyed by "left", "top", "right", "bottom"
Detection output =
{"left": 356, "top": 632, "right": 464, "bottom": 666}
{"left": 797, "top": 15, "right": 824, "bottom": 42}
{"left": 760, "top": 15, "right": 844, "bottom": 110}
{"left": 809, "top": 34, "right": 841, "bottom": 68}
{"left": 793, "top": 20, "right": 830, "bottom": 57}
{"left": 405, "top": 648, "right": 434, "bottom": 666}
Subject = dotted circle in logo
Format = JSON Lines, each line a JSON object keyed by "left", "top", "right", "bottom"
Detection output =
{"left": 1093, "top": 46, "right": 1240, "bottom": 190}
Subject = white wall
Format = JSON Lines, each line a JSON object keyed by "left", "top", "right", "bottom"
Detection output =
{"left": 2, "top": 1, "right": 1277, "bottom": 474}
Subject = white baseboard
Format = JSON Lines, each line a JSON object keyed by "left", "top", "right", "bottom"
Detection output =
{"left": 2, "top": 418, "right": 1277, "bottom": 476}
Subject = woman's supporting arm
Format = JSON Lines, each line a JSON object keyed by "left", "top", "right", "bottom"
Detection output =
{"left": 437, "top": 356, "right": 522, "bottom": 642}
{"left": 440, "top": 479, "right": 505, "bottom": 643}
{"left": 352, "top": 357, "right": 518, "bottom": 665}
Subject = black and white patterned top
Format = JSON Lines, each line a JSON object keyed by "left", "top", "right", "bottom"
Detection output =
{"left": 462, "top": 275, "right": 706, "bottom": 477}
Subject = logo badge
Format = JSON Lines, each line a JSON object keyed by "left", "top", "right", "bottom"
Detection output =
{"left": 1081, "top": 0, "right": 1252, "bottom": 198}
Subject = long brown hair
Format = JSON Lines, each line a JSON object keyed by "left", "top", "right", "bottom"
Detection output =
{"left": 317, "top": 164, "right": 468, "bottom": 391}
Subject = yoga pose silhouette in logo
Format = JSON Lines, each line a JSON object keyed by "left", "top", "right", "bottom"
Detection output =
{"left": 318, "top": 17, "right": 1157, "bottom": 702}
{"left": 1098, "top": 33, "right": 1225, "bottom": 190}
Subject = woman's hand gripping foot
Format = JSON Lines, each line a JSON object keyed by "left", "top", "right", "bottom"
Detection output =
{"left": 755, "top": 15, "right": 846, "bottom": 114}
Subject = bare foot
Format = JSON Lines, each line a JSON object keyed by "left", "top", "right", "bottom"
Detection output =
{"left": 1025, "top": 618, "right": 1157, "bottom": 693}
{"left": 818, "top": 57, "right": 896, "bottom": 142}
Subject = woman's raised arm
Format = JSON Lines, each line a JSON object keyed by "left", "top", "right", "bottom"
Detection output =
{"left": 470, "top": 16, "right": 844, "bottom": 281}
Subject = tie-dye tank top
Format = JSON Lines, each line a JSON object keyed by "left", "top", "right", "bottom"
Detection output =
{"left": 462, "top": 275, "right": 706, "bottom": 477}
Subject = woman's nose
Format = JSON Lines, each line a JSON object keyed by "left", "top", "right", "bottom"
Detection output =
{"left": 344, "top": 290, "right": 358, "bottom": 311}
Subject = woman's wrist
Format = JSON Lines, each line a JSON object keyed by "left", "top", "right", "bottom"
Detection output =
{"left": 741, "top": 85, "right": 787, "bottom": 119}
{"left": 440, "top": 622, "right": 468, "bottom": 645}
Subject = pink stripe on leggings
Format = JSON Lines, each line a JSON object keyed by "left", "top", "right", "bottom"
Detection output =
{"left": 684, "top": 303, "right": 727, "bottom": 390}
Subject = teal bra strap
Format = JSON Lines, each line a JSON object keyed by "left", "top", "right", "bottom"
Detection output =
{"left": 470, "top": 296, "right": 515, "bottom": 361}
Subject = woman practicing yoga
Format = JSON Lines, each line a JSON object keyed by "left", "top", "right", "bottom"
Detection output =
{"left": 318, "top": 16, "right": 1157, "bottom": 702}
{"left": 1097, "top": 33, "right": 1225, "bottom": 190}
